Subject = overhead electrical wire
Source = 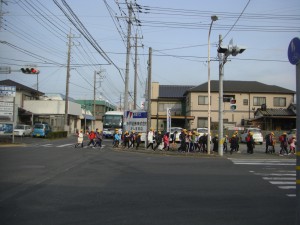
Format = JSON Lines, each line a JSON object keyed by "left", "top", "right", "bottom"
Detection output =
{"left": 53, "top": 0, "right": 125, "bottom": 84}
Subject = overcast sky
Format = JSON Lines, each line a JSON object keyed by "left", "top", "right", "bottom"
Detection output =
{"left": 0, "top": 0, "right": 299, "bottom": 108}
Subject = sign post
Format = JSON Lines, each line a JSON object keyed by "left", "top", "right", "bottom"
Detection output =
{"left": 287, "top": 37, "right": 300, "bottom": 225}
{"left": 0, "top": 85, "right": 16, "bottom": 143}
{"left": 167, "top": 108, "right": 171, "bottom": 133}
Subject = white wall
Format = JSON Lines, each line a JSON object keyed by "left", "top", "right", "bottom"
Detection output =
{"left": 24, "top": 100, "right": 81, "bottom": 115}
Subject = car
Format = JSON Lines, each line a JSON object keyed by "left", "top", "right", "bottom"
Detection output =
{"left": 240, "top": 128, "right": 263, "bottom": 145}
{"left": 169, "top": 127, "right": 182, "bottom": 142}
{"left": 287, "top": 128, "right": 296, "bottom": 141}
{"left": 103, "top": 129, "right": 113, "bottom": 138}
{"left": 13, "top": 124, "right": 32, "bottom": 136}
{"left": 196, "top": 128, "right": 212, "bottom": 141}
{"left": 32, "top": 123, "right": 51, "bottom": 138}
{"left": 196, "top": 128, "right": 208, "bottom": 137}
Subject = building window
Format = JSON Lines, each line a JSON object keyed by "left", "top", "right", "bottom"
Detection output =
{"left": 243, "top": 99, "right": 248, "bottom": 105}
{"left": 198, "top": 96, "right": 208, "bottom": 105}
{"left": 274, "top": 97, "right": 286, "bottom": 107}
{"left": 197, "top": 117, "right": 207, "bottom": 128}
{"left": 158, "top": 103, "right": 181, "bottom": 112}
{"left": 253, "top": 97, "right": 266, "bottom": 106}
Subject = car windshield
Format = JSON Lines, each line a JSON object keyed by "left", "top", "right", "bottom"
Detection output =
{"left": 197, "top": 128, "right": 207, "bottom": 133}
{"left": 250, "top": 129, "right": 261, "bottom": 134}
{"left": 171, "top": 128, "right": 182, "bottom": 133}
{"left": 34, "top": 125, "right": 44, "bottom": 129}
{"left": 15, "top": 125, "right": 25, "bottom": 129}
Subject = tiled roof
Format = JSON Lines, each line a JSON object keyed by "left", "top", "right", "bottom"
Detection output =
{"left": 187, "top": 80, "right": 295, "bottom": 94}
{"left": 159, "top": 85, "right": 195, "bottom": 98}
{"left": 0, "top": 79, "right": 44, "bottom": 95}
{"left": 255, "top": 108, "right": 296, "bottom": 117}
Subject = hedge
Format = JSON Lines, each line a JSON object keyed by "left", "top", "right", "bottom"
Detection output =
{"left": 46, "top": 131, "right": 68, "bottom": 139}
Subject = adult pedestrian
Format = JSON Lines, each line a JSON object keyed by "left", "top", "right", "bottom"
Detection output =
{"left": 75, "top": 129, "right": 84, "bottom": 148}
{"left": 265, "top": 132, "right": 275, "bottom": 153}
{"left": 146, "top": 128, "right": 154, "bottom": 149}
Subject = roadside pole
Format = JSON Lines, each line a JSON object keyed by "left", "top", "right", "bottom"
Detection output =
{"left": 287, "top": 37, "right": 300, "bottom": 225}
{"left": 296, "top": 60, "right": 300, "bottom": 225}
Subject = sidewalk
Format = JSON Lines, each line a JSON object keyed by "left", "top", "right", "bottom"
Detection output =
{"left": 111, "top": 142, "right": 296, "bottom": 159}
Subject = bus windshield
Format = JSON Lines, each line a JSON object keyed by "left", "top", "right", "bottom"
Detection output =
{"left": 103, "top": 115, "right": 123, "bottom": 129}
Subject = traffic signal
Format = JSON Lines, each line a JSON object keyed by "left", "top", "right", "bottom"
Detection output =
{"left": 230, "top": 98, "right": 236, "bottom": 111}
{"left": 21, "top": 68, "right": 40, "bottom": 74}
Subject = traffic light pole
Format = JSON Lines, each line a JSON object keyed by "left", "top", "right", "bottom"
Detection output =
{"left": 218, "top": 34, "right": 224, "bottom": 156}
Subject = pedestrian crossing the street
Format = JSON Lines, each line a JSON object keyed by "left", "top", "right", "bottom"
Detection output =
{"left": 228, "top": 158, "right": 296, "bottom": 198}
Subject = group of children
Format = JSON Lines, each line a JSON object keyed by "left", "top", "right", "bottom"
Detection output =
{"left": 76, "top": 127, "right": 297, "bottom": 156}
{"left": 74, "top": 128, "right": 103, "bottom": 148}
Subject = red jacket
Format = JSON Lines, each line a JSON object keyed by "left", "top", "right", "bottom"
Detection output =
{"left": 89, "top": 131, "right": 96, "bottom": 140}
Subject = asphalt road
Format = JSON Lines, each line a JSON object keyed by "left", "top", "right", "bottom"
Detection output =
{"left": 0, "top": 136, "right": 297, "bottom": 225}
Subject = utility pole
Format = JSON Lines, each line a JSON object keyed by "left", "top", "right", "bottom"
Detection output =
{"left": 218, "top": 34, "right": 224, "bottom": 156}
{"left": 134, "top": 33, "right": 138, "bottom": 110}
{"left": 64, "top": 29, "right": 72, "bottom": 132}
{"left": 64, "top": 29, "right": 78, "bottom": 133}
{"left": 93, "top": 71, "right": 97, "bottom": 131}
{"left": 93, "top": 69, "right": 105, "bottom": 130}
{"left": 0, "top": 0, "right": 8, "bottom": 31}
{"left": 124, "top": 1, "right": 132, "bottom": 112}
{"left": 133, "top": 33, "right": 143, "bottom": 110}
{"left": 146, "top": 47, "right": 152, "bottom": 145}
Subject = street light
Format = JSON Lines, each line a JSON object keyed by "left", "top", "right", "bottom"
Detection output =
{"left": 207, "top": 15, "right": 218, "bottom": 155}
{"left": 217, "top": 37, "right": 246, "bottom": 156}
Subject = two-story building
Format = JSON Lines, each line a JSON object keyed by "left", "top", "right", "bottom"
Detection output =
{"left": 150, "top": 80, "right": 296, "bottom": 131}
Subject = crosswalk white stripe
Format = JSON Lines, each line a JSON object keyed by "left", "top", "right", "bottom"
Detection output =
{"left": 40, "top": 144, "right": 53, "bottom": 147}
{"left": 228, "top": 158, "right": 296, "bottom": 197}
{"left": 286, "top": 194, "right": 296, "bottom": 197}
{"left": 57, "top": 144, "right": 74, "bottom": 147}
{"left": 263, "top": 177, "right": 295, "bottom": 180}
{"left": 278, "top": 186, "right": 296, "bottom": 189}
{"left": 234, "top": 162, "right": 294, "bottom": 165}
{"left": 269, "top": 181, "right": 295, "bottom": 185}
{"left": 253, "top": 173, "right": 296, "bottom": 176}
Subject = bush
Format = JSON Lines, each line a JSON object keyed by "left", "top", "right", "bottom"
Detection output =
{"left": 46, "top": 131, "right": 68, "bottom": 139}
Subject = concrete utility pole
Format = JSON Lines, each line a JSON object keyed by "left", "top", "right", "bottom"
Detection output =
{"left": 64, "top": 29, "right": 78, "bottom": 133}
{"left": 124, "top": 1, "right": 132, "bottom": 112}
{"left": 146, "top": 47, "right": 152, "bottom": 145}
{"left": 134, "top": 33, "right": 138, "bottom": 110}
{"left": 207, "top": 15, "right": 218, "bottom": 155}
{"left": 218, "top": 34, "right": 224, "bottom": 156}
{"left": 93, "top": 69, "right": 104, "bottom": 130}
{"left": 0, "top": 0, "right": 8, "bottom": 31}
{"left": 133, "top": 33, "right": 143, "bottom": 110}
{"left": 64, "top": 29, "right": 72, "bottom": 132}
